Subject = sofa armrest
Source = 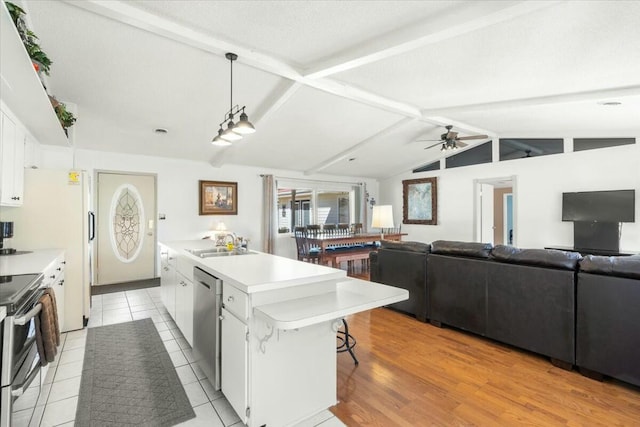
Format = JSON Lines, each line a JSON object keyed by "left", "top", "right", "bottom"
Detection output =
{"left": 579, "top": 255, "right": 640, "bottom": 279}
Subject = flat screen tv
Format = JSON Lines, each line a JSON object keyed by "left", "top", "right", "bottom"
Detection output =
{"left": 562, "top": 190, "right": 635, "bottom": 222}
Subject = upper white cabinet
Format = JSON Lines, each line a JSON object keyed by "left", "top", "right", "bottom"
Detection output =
{"left": 0, "top": 109, "right": 25, "bottom": 206}
{"left": 0, "top": 2, "right": 68, "bottom": 147}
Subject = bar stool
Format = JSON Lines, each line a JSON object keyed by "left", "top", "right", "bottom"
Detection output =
{"left": 337, "top": 319, "right": 358, "bottom": 365}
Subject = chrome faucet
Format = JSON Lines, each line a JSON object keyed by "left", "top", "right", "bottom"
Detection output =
{"left": 224, "top": 233, "right": 237, "bottom": 246}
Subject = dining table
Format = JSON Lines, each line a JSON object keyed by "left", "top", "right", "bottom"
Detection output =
{"left": 306, "top": 232, "right": 405, "bottom": 252}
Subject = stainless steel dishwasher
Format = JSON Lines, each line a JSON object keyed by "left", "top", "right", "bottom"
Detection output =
{"left": 193, "top": 267, "right": 223, "bottom": 390}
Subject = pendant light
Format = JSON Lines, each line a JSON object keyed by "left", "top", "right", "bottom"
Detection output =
{"left": 211, "top": 52, "right": 255, "bottom": 146}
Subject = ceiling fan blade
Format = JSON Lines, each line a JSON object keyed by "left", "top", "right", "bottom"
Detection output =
{"left": 457, "top": 134, "right": 488, "bottom": 141}
{"left": 456, "top": 141, "right": 468, "bottom": 148}
{"left": 446, "top": 131, "right": 458, "bottom": 140}
{"left": 423, "top": 141, "right": 444, "bottom": 150}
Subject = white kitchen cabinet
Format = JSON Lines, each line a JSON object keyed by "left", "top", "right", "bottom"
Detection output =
{"left": 175, "top": 272, "right": 194, "bottom": 346}
{"left": 42, "top": 253, "right": 66, "bottom": 332}
{"left": 220, "top": 307, "right": 249, "bottom": 423}
{"left": 160, "top": 240, "right": 408, "bottom": 427}
{"left": 160, "top": 247, "right": 177, "bottom": 320}
{"left": 0, "top": 109, "right": 25, "bottom": 206}
{"left": 160, "top": 244, "right": 195, "bottom": 346}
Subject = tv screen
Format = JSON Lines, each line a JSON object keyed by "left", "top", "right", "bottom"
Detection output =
{"left": 562, "top": 190, "right": 635, "bottom": 222}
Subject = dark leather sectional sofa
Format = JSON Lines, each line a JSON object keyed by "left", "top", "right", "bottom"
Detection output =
{"left": 369, "top": 239, "right": 640, "bottom": 387}
{"left": 576, "top": 255, "right": 640, "bottom": 386}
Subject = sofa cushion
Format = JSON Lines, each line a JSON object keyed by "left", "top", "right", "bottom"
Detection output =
{"left": 430, "top": 240, "right": 492, "bottom": 259}
{"left": 579, "top": 255, "right": 640, "bottom": 279}
{"left": 491, "top": 245, "right": 581, "bottom": 271}
{"left": 380, "top": 240, "right": 430, "bottom": 253}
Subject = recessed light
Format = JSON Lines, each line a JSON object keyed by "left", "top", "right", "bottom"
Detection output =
{"left": 598, "top": 101, "right": 622, "bottom": 106}
{"left": 154, "top": 128, "right": 168, "bottom": 134}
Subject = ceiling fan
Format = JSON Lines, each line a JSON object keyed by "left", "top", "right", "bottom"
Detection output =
{"left": 419, "top": 125, "right": 488, "bottom": 151}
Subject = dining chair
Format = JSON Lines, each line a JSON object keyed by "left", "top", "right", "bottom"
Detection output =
{"left": 294, "top": 227, "right": 320, "bottom": 263}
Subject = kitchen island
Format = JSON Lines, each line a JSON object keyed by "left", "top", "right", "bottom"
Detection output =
{"left": 160, "top": 240, "right": 408, "bottom": 427}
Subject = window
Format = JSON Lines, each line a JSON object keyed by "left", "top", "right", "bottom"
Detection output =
{"left": 446, "top": 141, "right": 493, "bottom": 169}
{"left": 499, "top": 138, "right": 563, "bottom": 161}
{"left": 276, "top": 181, "right": 363, "bottom": 233}
{"left": 573, "top": 137, "right": 635, "bottom": 152}
{"left": 412, "top": 160, "right": 440, "bottom": 173}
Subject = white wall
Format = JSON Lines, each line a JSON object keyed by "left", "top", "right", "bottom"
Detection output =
{"left": 38, "top": 145, "right": 379, "bottom": 260}
{"left": 380, "top": 142, "right": 640, "bottom": 252}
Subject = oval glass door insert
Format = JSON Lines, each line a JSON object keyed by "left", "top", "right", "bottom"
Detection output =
{"left": 109, "top": 184, "right": 145, "bottom": 263}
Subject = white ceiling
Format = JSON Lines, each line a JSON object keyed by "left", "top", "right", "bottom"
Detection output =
{"left": 19, "top": 0, "right": 640, "bottom": 178}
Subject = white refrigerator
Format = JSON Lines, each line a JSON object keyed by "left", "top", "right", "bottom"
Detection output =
{"left": 3, "top": 168, "right": 93, "bottom": 331}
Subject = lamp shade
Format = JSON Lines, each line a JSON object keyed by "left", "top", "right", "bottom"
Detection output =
{"left": 371, "top": 205, "right": 394, "bottom": 229}
{"left": 232, "top": 112, "right": 255, "bottom": 135}
{"left": 212, "top": 128, "right": 232, "bottom": 146}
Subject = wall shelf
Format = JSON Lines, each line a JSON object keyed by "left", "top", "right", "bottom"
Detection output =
{"left": 0, "top": 3, "right": 68, "bottom": 147}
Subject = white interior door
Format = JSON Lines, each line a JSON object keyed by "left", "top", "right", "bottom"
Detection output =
{"left": 96, "top": 172, "right": 156, "bottom": 285}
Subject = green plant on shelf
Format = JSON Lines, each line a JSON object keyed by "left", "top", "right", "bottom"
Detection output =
{"left": 54, "top": 102, "right": 76, "bottom": 132}
{"left": 6, "top": 1, "right": 52, "bottom": 75}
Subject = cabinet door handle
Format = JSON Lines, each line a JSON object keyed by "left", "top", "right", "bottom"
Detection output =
{"left": 49, "top": 275, "right": 55, "bottom": 279}
{"left": 227, "top": 296, "right": 234, "bottom": 303}
{"left": 59, "top": 280, "right": 64, "bottom": 286}
{"left": 57, "top": 267, "right": 62, "bottom": 271}
{"left": 163, "top": 267, "right": 169, "bottom": 271}
{"left": 219, "top": 315, "right": 225, "bottom": 321}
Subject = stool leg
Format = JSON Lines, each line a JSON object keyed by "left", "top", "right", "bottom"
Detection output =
{"left": 341, "top": 319, "right": 358, "bottom": 365}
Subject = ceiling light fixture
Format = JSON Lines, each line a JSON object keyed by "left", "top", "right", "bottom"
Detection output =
{"left": 212, "top": 52, "right": 255, "bottom": 147}
{"left": 440, "top": 141, "right": 459, "bottom": 152}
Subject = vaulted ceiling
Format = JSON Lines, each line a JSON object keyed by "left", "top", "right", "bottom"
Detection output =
{"left": 19, "top": 0, "right": 640, "bottom": 178}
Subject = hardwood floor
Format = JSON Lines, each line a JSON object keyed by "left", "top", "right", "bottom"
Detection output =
{"left": 330, "top": 308, "right": 640, "bottom": 426}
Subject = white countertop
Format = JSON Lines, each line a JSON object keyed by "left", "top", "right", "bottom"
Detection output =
{"left": 161, "top": 240, "right": 346, "bottom": 293}
{"left": 254, "top": 278, "right": 409, "bottom": 330}
{"left": 0, "top": 306, "right": 6, "bottom": 323}
{"left": 0, "top": 249, "right": 65, "bottom": 276}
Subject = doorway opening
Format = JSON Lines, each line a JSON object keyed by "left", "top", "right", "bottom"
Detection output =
{"left": 474, "top": 176, "right": 517, "bottom": 246}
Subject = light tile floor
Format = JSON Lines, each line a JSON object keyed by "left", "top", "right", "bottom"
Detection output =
{"left": 21, "top": 287, "right": 344, "bottom": 427}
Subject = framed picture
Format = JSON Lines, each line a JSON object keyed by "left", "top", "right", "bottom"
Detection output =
{"left": 403, "top": 177, "right": 437, "bottom": 225}
{"left": 199, "top": 180, "right": 238, "bottom": 215}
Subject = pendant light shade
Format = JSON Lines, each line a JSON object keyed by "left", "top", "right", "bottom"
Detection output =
{"left": 212, "top": 128, "right": 231, "bottom": 146}
{"left": 211, "top": 52, "right": 255, "bottom": 145}
{"left": 233, "top": 110, "right": 255, "bottom": 135}
{"left": 221, "top": 121, "right": 242, "bottom": 141}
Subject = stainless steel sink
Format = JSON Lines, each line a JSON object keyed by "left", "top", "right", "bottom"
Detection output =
{"left": 187, "top": 247, "right": 255, "bottom": 258}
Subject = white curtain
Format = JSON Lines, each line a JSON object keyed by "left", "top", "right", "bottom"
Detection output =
{"left": 261, "top": 174, "right": 276, "bottom": 253}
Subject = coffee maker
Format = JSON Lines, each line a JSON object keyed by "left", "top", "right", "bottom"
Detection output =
{"left": 0, "top": 221, "right": 16, "bottom": 255}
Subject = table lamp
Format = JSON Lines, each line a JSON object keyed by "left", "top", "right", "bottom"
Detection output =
{"left": 371, "top": 205, "right": 394, "bottom": 241}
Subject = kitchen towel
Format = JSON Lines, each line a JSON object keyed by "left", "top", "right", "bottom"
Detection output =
{"left": 35, "top": 289, "right": 60, "bottom": 365}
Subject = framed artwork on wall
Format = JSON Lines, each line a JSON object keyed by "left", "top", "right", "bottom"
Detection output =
{"left": 199, "top": 180, "right": 238, "bottom": 215}
{"left": 403, "top": 177, "right": 437, "bottom": 225}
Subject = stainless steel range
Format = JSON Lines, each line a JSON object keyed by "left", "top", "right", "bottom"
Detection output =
{"left": 0, "top": 273, "right": 45, "bottom": 427}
